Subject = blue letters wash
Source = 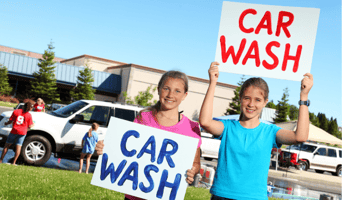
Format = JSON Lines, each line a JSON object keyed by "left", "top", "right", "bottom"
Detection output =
{"left": 156, "top": 170, "right": 181, "bottom": 200}
{"left": 121, "top": 130, "right": 140, "bottom": 157}
{"left": 100, "top": 153, "right": 127, "bottom": 183}
{"left": 100, "top": 153, "right": 181, "bottom": 199}
{"left": 118, "top": 162, "right": 139, "bottom": 190}
{"left": 137, "top": 135, "right": 156, "bottom": 162}
{"left": 139, "top": 164, "right": 159, "bottom": 193}
{"left": 157, "top": 139, "right": 178, "bottom": 168}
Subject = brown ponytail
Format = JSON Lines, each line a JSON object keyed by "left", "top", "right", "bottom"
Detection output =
{"left": 88, "top": 123, "right": 99, "bottom": 137}
{"left": 23, "top": 102, "right": 33, "bottom": 113}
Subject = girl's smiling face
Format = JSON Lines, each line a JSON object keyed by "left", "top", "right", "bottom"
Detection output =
{"left": 159, "top": 78, "right": 187, "bottom": 111}
{"left": 240, "top": 86, "right": 268, "bottom": 121}
{"left": 37, "top": 98, "right": 43, "bottom": 105}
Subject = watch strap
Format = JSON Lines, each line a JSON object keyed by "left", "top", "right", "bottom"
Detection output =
{"left": 298, "top": 100, "right": 310, "bottom": 106}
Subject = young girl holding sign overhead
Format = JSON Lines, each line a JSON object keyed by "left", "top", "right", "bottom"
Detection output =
{"left": 96, "top": 71, "right": 202, "bottom": 200}
{"left": 199, "top": 62, "right": 313, "bottom": 200}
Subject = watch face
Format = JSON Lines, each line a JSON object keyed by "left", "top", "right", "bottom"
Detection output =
{"left": 299, "top": 100, "right": 310, "bottom": 106}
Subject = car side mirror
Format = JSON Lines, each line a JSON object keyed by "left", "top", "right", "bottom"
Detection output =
{"left": 314, "top": 152, "right": 319, "bottom": 156}
{"left": 70, "top": 114, "right": 84, "bottom": 123}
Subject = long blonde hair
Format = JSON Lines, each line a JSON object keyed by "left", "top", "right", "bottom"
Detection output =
{"left": 137, "top": 70, "right": 189, "bottom": 121}
{"left": 37, "top": 98, "right": 45, "bottom": 105}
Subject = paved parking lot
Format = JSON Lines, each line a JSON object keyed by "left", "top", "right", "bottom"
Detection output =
{"left": 0, "top": 147, "right": 97, "bottom": 173}
{"left": 0, "top": 106, "right": 99, "bottom": 173}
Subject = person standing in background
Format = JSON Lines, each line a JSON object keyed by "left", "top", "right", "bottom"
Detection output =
{"left": 0, "top": 102, "right": 34, "bottom": 165}
{"left": 33, "top": 98, "right": 45, "bottom": 112}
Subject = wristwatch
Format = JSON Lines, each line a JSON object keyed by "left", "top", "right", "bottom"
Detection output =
{"left": 298, "top": 100, "right": 310, "bottom": 106}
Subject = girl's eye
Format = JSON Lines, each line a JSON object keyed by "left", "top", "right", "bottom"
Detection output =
{"left": 176, "top": 90, "right": 181, "bottom": 93}
{"left": 163, "top": 88, "right": 169, "bottom": 91}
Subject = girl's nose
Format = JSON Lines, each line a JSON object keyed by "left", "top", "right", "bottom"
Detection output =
{"left": 247, "top": 100, "right": 254, "bottom": 107}
{"left": 166, "top": 90, "right": 173, "bottom": 98}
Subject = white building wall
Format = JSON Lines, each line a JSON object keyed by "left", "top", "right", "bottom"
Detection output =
{"left": 62, "top": 57, "right": 86, "bottom": 67}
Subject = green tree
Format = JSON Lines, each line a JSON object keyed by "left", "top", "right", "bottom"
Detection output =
{"left": 70, "top": 65, "right": 96, "bottom": 101}
{"left": 225, "top": 76, "right": 245, "bottom": 115}
{"left": 274, "top": 87, "right": 290, "bottom": 123}
{"left": 336, "top": 131, "right": 342, "bottom": 140}
{"left": 123, "top": 85, "right": 157, "bottom": 106}
{"left": 317, "top": 113, "right": 329, "bottom": 132}
{"left": 0, "top": 64, "right": 12, "bottom": 95}
{"left": 309, "top": 112, "right": 320, "bottom": 127}
{"left": 266, "top": 100, "right": 277, "bottom": 109}
{"left": 327, "top": 117, "right": 338, "bottom": 136}
{"left": 288, "top": 104, "right": 299, "bottom": 121}
{"left": 30, "top": 42, "right": 60, "bottom": 104}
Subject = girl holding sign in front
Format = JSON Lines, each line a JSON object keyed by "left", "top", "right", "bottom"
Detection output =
{"left": 96, "top": 71, "right": 202, "bottom": 200}
{"left": 0, "top": 102, "right": 34, "bottom": 165}
{"left": 199, "top": 62, "right": 313, "bottom": 200}
{"left": 33, "top": 98, "right": 45, "bottom": 112}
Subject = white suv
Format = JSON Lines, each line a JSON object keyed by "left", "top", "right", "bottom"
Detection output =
{"left": 200, "top": 131, "right": 220, "bottom": 161}
{"left": 0, "top": 100, "right": 143, "bottom": 166}
{"left": 280, "top": 142, "right": 342, "bottom": 176}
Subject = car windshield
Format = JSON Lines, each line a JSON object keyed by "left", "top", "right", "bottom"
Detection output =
{"left": 49, "top": 101, "right": 88, "bottom": 118}
{"left": 286, "top": 144, "right": 317, "bottom": 153}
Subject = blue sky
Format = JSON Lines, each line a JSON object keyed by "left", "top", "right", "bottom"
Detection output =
{"left": 0, "top": 0, "right": 341, "bottom": 126}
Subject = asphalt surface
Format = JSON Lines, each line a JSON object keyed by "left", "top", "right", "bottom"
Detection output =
{"left": 0, "top": 106, "right": 98, "bottom": 173}
{"left": 0, "top": 147, "right": 98, "bottom": 173}
{"left": 0, "top": 106, "right": 13, "bottom": 115}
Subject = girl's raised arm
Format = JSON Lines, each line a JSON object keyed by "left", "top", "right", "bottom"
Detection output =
{"left": 199, "top": 62, "right": 224, "bottom": 136}
{"left": 276, "top": 73, "right": 313, "bottom": 144}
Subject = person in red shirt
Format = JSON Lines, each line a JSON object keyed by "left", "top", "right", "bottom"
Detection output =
{"left": 33, "top": 98, "right": 45, "bottom": 112}
{"left": 0, "top": 102, "right": 34, "bottom": 165}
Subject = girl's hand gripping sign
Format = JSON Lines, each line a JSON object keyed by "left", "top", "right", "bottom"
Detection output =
{"left": 215, "top": 1, "right": 320, "bottom": 81}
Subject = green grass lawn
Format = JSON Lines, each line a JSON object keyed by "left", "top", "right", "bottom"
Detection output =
{"left": 0, "top": 101, "right": 17, "bottom": 108}
{"left": 0, "top": 164, "right": 284, "bottom": 200}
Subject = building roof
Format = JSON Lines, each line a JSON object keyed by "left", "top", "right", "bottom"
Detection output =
{"left": 61, "top": 54, "right": 127, "bottom": 65}
{"left": 108, "top": 64, "right": 238, "bottom": 89}
{"left": 0, "top": 44, "right": 64, "bottom": 62}
{"left": 0, "top": 51, "right": 121, "bottom": 94}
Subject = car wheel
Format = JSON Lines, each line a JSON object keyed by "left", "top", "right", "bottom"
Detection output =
{"left": 315, "top": 169, "right": 324, "bottom": 174}
{"left": 21, "top": 135, "right": 52, "bottom": 166}
{"left": 335, "top": 166, "right": 342, "bottom": 177}
{"left": 298, "top": 160, "right": 308, "bottom": 171}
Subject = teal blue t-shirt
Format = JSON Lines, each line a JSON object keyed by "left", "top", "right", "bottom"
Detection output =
{"left": 82, "top": 131, "right": 99, "bottom": 154}
{"left": 210, "top": 120, "right": 281, "bottom": 200}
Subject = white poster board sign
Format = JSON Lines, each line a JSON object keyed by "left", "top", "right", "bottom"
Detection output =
{"left": 215, "top": 1, "right": 320, "bottom": 81}
{"left": 91, "top": 117, "right": 199, "bottom": 200}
